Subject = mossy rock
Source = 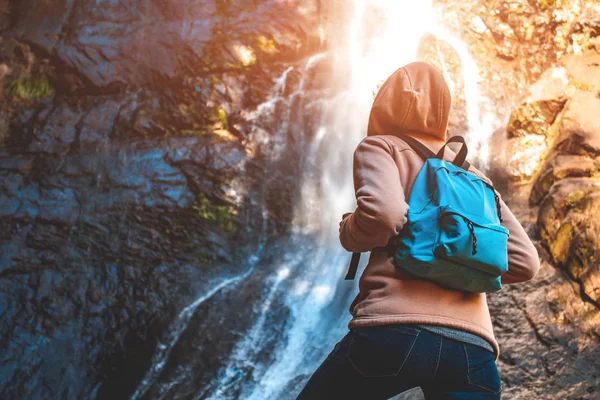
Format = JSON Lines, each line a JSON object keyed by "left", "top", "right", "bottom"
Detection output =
{"left": 506, "top": 98, "right": 567, "bottom": 138}
{"left": 530, "top": 154, "right": 596, "bottom": 205}
{"left": 8, "top": 75, "right": 55, "bottom": 103}
{"left": 537, "top": 0, "right": 566, "bottom": 10}
{"left": 538, "top": 177, "right": 600, "bottom": 244}
{"left": 549, "top": 222, "right": 573, "bottom": 264}
{"left": 192, "top": 194, "right": 238, "bottom": 234}
{"left": 506, "top": 66, "right": 570, "bottom": 138}
{"left": 539, "top": 180, "right": 600, "bottom": 303}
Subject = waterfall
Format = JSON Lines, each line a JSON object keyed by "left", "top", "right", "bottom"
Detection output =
{"left": 130, "top": 263, "right": 259, "bottom": 400}
{"left": 132, "top": 2, "right": 494, "bottom": 399}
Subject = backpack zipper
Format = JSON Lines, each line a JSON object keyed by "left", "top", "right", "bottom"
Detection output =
{"left": 494, "top": 193, "right": 503, "bottom": 222}
{"left": 465, "top": 220, "right": 478, "bottom": 255}
{"left": 447, "top": 168, "right": 504, "bottom": 222}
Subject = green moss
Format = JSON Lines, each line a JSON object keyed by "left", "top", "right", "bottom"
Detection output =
{"left": 550, "top": 223, "right": 573, "bottom": 264}
{"left": 8, "top": 75, "right": 55, "bottom": 104}
{"left": 256, "top": 35, "right": 278, "bottom": 55}
{"left": 566, "top": 191, "right": 585, "bottom": 209}
{"left": 590, "top": 168, "right": 600, "bottom": 180}
{"left": 181, "top": 128, "right": 210, "bottom": 136}
{"left": 178, "top": 103, "right": 190, "bottom": 116}
{"left": 538, "top": 0, "right": 565, "bottom": 10}
{"left": 192, "top": 195, "right": 237, "bottom": 233}
{"left": 216, "top": 107, "right": 228, "bottom": 129}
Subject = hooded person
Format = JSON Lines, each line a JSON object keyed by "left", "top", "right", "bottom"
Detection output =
{"left": 296, "top": 62, "right": 540, "bottom": 400}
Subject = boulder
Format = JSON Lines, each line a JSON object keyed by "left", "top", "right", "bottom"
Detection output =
{"left": 550, "top": 91, "right": 600, "bottom": 156}
{"left": 529, "top": 154, "right": 597, "bottom": 205}
{"left": 507, "top": 67, "right": 569, "bottom": 138}
{"left": 510, "top": 50, "right": 600, "bottom": 200}
{"left": 538, "top": 178, "right": 600, "bottom": 304}
{"left": 538, "top": 178, "right": 600, "bottom": 247}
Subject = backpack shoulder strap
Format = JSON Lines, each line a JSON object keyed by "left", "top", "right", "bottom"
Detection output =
{"left": 397, "top": 135, "right": 437, "bottom": 160}
{"left": 436, "top": 136, "right": 469, "bottom": 169}
{"left": 345, "top": 252, "right": 361, "bottom": 280}
{"left": 400, "top": 135, "right": 471, "bottom": 170}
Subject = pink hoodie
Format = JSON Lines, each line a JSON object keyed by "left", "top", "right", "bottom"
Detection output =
{"left": 339, "top": 62, "right": 540, "bottom": 358}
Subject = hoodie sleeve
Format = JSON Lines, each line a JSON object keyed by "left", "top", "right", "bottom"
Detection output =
{"left": 498, "top": 196, "right": 541, "bottom": 284}
{"left": 339, "top": 136, "right": 408, "bottom": 252}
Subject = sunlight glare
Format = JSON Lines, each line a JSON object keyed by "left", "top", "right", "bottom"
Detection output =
{"left": 347, "top": 0, "right": 434, "bottom": 100}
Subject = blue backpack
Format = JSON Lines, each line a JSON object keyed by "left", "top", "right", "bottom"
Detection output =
{"left": 345, "top": 136, "right": 509, "bottom": 293}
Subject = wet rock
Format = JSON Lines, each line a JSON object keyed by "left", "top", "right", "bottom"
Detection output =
{"left": 28, "top": 102, "right": 81, "bottom": 154}
{"left": 0, "top": 47, "right": 320, "bottom": 400}
{"left": 0, "top": 109, "right": 9, "bottom": 143}
{"left": 0, "top": 133, "right": 249, "bottom": 399}
{"left": 78, "top": 97, "right": 126, "bottom": 147}
{"left": 0, "top": 0, "right": 325, "bottom": 397}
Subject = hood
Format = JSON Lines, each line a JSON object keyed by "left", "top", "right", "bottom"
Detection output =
{"left": 367, "top": 61, "right": 451, "bottom": 141}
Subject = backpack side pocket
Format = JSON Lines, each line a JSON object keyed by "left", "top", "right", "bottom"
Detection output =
{"left": 435, "top": 208, "right": 509, "bottom": 277}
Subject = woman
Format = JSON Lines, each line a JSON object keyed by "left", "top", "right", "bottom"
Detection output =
{"left": 297, "top": 62, "right": 540, "bottom": 399}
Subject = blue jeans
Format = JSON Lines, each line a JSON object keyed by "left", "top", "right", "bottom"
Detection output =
{"left": 297, "top": 325, "right": 502, "bottom": 399}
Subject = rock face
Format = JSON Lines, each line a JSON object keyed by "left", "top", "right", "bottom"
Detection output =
{"left": 500, "top": 50, "right": 600, "bottom": 183}
{"left": 527, "top": 50, "right": 600, "bottom": 205}
{"left": 437, "top": 0, "right": 600, "bottom": 119}
{"left": 490, "top": 183, "right": 600, "bottom": 399}
{"left": 538, "top": 178, "right": 600, "bottom": 305}
{"left": 486, "top": 48, "right": 600, "bottom": 399}
{"left": 6, "top": 0, "right": 323, "bottom": 89}
{"left": 0, "top": 1, "right": 325, "bottom": 399}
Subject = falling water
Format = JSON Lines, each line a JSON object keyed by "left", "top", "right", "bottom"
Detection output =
{"left": 427, "top": 26, "right": 497, "bottom": 168}
{"left": 131, "top": 261, "right": 259, "bottom": 400}
{"left": 132, "top": 1, "right": 496, "bottom": 399}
